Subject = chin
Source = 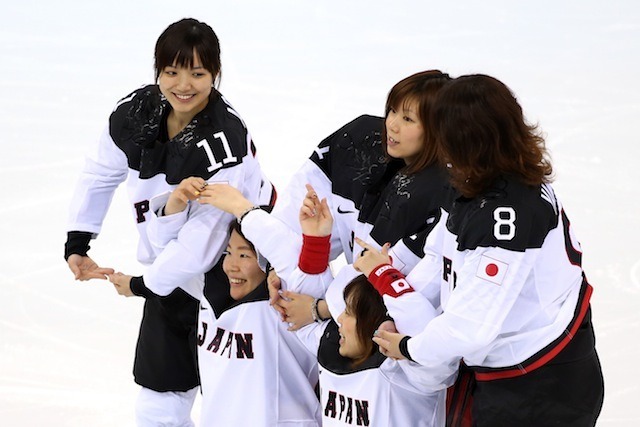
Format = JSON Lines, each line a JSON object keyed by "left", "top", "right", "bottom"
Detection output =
{"left": 338, "top": 346, "right": 354, "bottom": 359}
{"left": 230, "top": 289, "right": 247, "bottom": 301}
{"left": 387, "top": 151, "right": 404, "bottom": 161}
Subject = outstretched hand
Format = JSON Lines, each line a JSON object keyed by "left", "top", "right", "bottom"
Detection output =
{"left": 67, "top": 254, "right": 114, "bottom": 281}
{"left": 353, "top": 237, "right": 391, "bottom": 277}
{"left": 299, "top": 184, "right": 332, "bottom": 237}
{"left": 107, "top": 272, "right": 135, "bottom": 297}
{"left": 372, "top": 329, "right": 407, "bottom": 360}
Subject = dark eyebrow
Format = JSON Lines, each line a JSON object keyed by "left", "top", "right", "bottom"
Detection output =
{"left": 229, "top": 244, "right": 254, "bottom": 252}
{"left": 165, "top": 65, "right": 205, "bottom": 70}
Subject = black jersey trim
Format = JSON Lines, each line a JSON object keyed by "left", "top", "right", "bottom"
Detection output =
{"left": 226, "top": 281, "right": 269, "bottom": 310}
{"left": 64, "top": 231, "right": 93, "bottom": 260}
{"left": 318, "top": 321, "right": 387, "bottom": 375}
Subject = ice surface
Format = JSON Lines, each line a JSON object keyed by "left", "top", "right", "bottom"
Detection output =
{"left": 1, "top": 1, "right": 639, "bottom": 425}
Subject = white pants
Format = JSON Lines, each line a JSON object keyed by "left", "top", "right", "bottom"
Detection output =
{"left": 135, "top": 386, "right": 198, "bottom": 427}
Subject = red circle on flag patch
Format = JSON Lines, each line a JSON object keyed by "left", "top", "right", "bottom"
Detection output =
{"left": 485, "top": 263, "right": 499, "bottom": 277}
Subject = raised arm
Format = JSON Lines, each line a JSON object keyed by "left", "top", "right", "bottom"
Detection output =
{"left": 141, "top": 161, "right": 270, "bottom": 297}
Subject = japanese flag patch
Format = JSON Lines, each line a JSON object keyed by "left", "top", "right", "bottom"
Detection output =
{"left": 476, "top": 255, "right": 509, "bottom": 285}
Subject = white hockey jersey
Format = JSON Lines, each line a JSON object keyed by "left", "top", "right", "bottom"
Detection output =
{"left": 394, "top": 179, "right": 593, "bottom": 383}
{"left": 67, "top": 85, "right": 274, "bottom": 293}
{"left": 66, "top": 84, "right": 273, "bottom": 391}
{"left": 241, "top": 209, "right": 450, "bottom": 427}
{"left": 270, "top": 115, "right": 453, "bottom": 316}
{"left": 146, "top": 193, "right": 321, "bottom": 427}
{"left": 196, "top": 282, "right": 321, "bottom": 427}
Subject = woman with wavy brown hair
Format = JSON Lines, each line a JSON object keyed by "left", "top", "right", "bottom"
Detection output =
{"left": 433, "top": 74, "right": 553, "bottom": 198}
{"left": 359, "top": 74, "right": 604, "bottom": 426}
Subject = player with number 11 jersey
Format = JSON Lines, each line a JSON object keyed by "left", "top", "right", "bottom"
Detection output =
{"left": 66, "top": 84, "right": 274, "bottom": 396}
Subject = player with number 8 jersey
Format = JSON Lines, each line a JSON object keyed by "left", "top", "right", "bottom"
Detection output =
{"left": 362, "top": 74, "right": 604, "bottom": 426}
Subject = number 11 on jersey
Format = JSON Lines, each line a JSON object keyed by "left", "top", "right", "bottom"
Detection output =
{"left": 197, "top": 132, "right": 238, "bottom": 172}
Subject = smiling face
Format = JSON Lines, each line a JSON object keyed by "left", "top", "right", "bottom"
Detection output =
{"left": 158, "top": 50, "right": 213, "bottom": 123}
{"left": 222, "top": 230, "right": 267, "bottom": 301}
{"left": 384, "top": 98, "right": 425, "bottom": 166}
{"left": 336, "top": 295, "right": 366, "bottom": 360}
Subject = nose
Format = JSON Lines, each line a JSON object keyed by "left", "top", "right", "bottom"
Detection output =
{"left": 223, "top": 255, "right": 239, "bottom": 273}
{"left": 386, "top": 111, "right": 399, "bottom": 133}
{"left": 176, "top": 73, "right": 192, "bottom": 90}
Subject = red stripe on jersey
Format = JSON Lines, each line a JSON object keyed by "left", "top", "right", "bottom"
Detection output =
{"left": 298, "top": 234, "right": 331, "bottom": 274}
{"left": 367, "top": 263, "right": 415, "bottom": 298}
{"left": 446, "top": 363, "right": 475, "bottom": 427}
{"left": 474, "top": 280, "right": 593, "bottom": 381}
{"left": 268, "top": 185, "right": 277, "bottom": 209}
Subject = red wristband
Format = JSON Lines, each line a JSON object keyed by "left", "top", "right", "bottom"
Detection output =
{"left": 367, "top": 263, "right": 414, "bottom": 297}
{"left": 298, "top": 234, "right": 331, "bottom": 274}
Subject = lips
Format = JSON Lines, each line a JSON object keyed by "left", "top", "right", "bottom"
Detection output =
{"left": 229, "top": 278, "right": 247, "bottom": 286}
{"left": 174, "top": 93, "right": 195, "bottom": 101}
{"left": 387, "top": 136, "right": 399, "bottom": 146}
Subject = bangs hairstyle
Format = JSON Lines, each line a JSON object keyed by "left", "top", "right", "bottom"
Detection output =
{"left": 382, "top": 70, "right": 452, "bottom": 175}
{"left": 228, "top": 220, "right": 256, "bottom": 254}
{"left": 432, "top": 75, "right": 553, "bottom": 198}
{"left": 343, "top": 275, "right": 388, "bottom": 367}
{"left": 154, "top": 18, "right": 222, "bottom": 87}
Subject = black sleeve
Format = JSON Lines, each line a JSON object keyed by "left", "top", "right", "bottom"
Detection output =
{"left": 399, "top": 335, "right": 415, "bottom": 362}
{"left": 130, "top": 276, "right": 158, "bottom": 299}
{"left": 64, "top": 231, "right": 93, "bottom": 261}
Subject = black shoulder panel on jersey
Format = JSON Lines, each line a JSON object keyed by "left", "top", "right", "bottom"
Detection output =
{"left": 363, "top": 165, "right": 454, "bottom": 248}
{"left": 401, "top": 205, "right": 449, "bottom": 258}
{"left": 317, "top": 321, "right": 386, "bottom": 375}
{"left": 110, "top": 85, "right": 165, "bottom": 149}
{"left": 448, "top": 178, "right": 559, "bottom": 252}
{"left": 310, "top": 115, "right": 391, "bottom": 206}
{"left": 110, "top": 87, "right": 249, "bottom": 184}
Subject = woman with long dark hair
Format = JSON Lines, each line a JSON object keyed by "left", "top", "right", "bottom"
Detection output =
{"left": 361, "top": 74, "right": 605, "bottom": 426}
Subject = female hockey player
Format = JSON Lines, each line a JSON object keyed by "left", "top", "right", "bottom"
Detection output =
{"left": 267, "top": 70, "right": 455, "bottom": 320}
{"left": 360, "top": 74, "right": 605, "bottom": 426}
{"left": 195, "top": 182, "right": 450, "bottom": 426}
{"left": 271, "top": 70, "right": 452, "bottom": 263}
{"left": 189, "top": 219, "right": 322, "bottom": 426}
{"left": 65, "top": 18, "right": 273, "bottom": 426}
{"left": 110, "top": 178, "right": 322, "bottom": 426}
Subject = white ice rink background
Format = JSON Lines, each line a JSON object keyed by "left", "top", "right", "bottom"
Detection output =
{"left": 1, "top": 0, "right": 639, "bottom": 425}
